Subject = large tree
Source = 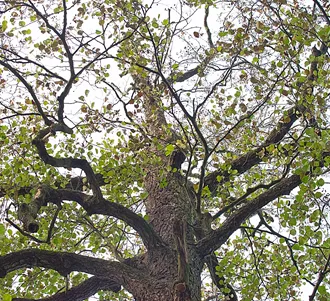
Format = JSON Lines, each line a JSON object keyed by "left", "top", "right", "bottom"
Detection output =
{"left": 0, "top": 0, "right": 330, "bottom": 300}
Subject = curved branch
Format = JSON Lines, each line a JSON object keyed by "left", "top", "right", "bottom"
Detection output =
{"left": 206, "top": 253, "right": 238, "bottom": 301}
{"left": 197, "top": 174, "right": 301, "bottom": 257}
{"left": 17, "top": 185, "right": 164, "bottom": 250}
{"left": 32, "top": 124, "right": 102, "bottom": 199}
{"left": 12, "top": 276, "right": 120, "bottom": 301}
{"left": 0, "top": 249, "right": 144, "bottom": 286}
{"left": 0, "top": 60, "right": 52, "bottom": 126}
{"left": 60, "top": 188, "right": 165, "bottom": 249}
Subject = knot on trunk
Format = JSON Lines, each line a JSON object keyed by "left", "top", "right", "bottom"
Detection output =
{"left": 173, "top": 281, "right": 191, "bottom": 301}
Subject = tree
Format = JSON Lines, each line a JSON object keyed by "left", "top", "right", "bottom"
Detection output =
{"left": 0, "top": 0, "right": 330, "bottom": 300}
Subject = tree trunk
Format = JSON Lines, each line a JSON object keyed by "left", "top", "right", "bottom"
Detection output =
{"left": 127, "top": 77, "right": 204, "bottom": 300}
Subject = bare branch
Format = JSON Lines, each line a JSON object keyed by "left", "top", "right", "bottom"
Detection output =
{"left": 204, "top": 5, "right": 214, "bottom": 48}
{"left": 313, "top": 0, "right": 330, "bottom": 25}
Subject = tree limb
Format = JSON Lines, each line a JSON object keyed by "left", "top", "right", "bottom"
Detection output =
{"left": 12, "top": 276, "right": 120, "bottom": 301}
{"left": 204, "top": 105, "right": 300, "bottom": 193}
{"left": 0, "top": 249, "right": 146, "bottom": 288}
{"left": 32, "top": 124, "right": 103, "bottom": 199}
{"left": 197, "top": 174, "right": 302, "bottom": 257}
{"left": 205, "top": 253, "right": 238, "bottom": 301}
{"left": 17, "top": 185, "right": 164, "bottom": 250}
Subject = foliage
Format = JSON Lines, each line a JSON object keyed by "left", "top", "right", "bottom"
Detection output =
{"left": 0, "top": 0, "right": 330, "bottom": 300}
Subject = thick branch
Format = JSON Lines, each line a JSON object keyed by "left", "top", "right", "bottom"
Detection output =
{"left": 197, "top": 174, "right": 301, "bottom": 257}
{"left": 18, "top": 186, "right": 164, "bottom": 250}
{"left": 61, "top": 189, "right": 165, "bottom": 249}
{"left": 12, "top": 276, "right": 120, "bottom": 301}
{"left": 32, "top": 124, "right": 102, "bottom": 199}
{"left": 204, "top": 106, "right": 300, "bottom": 193}
{"left": 0, "top": 249, "right": 144, "bottom": 286}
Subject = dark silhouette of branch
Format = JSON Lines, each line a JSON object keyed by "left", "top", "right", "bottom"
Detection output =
{"left": 313, "top": 0, "right": 330, "bottom": 25}
{"left": 197, "top": 174, "right": 302, "bottom": 257}
{"left": 0, "top": 249, "right": 146, "bottom": 287}
{"left": 0, "top": 60, "right": 52, "bottom": 126}
{"left": 309, "top": 254, "right": 330, "bottom": 301}
{"left": 16, "top": 185, "right": 164, "bottom": 250}
{"left": 12, "top": 276, "right": 120, "bottom": 301}
{"left": 32, "top": 124, "right": 103, "bottom": 199}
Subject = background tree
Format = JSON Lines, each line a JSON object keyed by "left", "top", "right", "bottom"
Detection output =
{"left": 0, "top": 0, "right": 330, "bottom": 300}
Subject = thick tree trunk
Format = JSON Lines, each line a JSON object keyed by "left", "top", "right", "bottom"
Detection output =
{"left": 126, "top": 77, "right": 204, "bottom": 300}
{"left": 140, "top": 171, "right": 203, "bottom": 301}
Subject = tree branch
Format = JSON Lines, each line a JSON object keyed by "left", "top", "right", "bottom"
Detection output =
{"left": 204, "top": 105, "right": 300, "bottom": 193}
{"left": 0, "top": 60, "right": 52, "bottom": 126}
{"left": 309, "top": 253, "right": 330, "bottom": 301}
{"left": 205, "top": 253, "right": 238, "bottom": 301}
{"left": 0, "top": 249, "right": 145, "bottom": 287}
{"left": 32, "top": 124, "right": 103, "bottom": 199}
{"left": 12, "top": 276, "right": 120, "bottom": 301}
{"left": 197, "top": 174, "right": 302, "bottom": 257}
{"left": 16, "top": 185, "right": 164, "bottom": 250}
{"left": 313, "top": 0, "right": 330, "bottom": 25}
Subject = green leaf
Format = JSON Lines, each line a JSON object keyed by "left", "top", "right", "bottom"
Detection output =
{"left": 172, "top": 63, "right": 179, "bottom": 70}
{"left": 3, "top": 294, "right": 12, "bottom": 301}
{"left": 318, "top": 285, "right": 327, "bottom": 295}
{"left": 0, "top": 223, "right": 5, "bottom": 238}
{"left": 165, "top": 144, "right": 175, "bottom": 156}
{"left": 1, "top": 20, "right": 8, "bottom": 32}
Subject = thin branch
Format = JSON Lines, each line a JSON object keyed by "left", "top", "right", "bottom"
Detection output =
{"left": 0, "top": 60, "right": 52, "bottom": 126}
{"left": 313, "top": 0, "right": 330, "bottom": 25}
{"left": 205, "top": 253, "right": 238, "bottom": 301}
{"left": 5, "top": 218, "right": 45, "bottom": 243}
{"left": 309, "top": 254, "right": 330, "bottom": 301}
{"left": 0, "top": 47, "right": 67, "bottom": 82}
{"left": 204, "top": 5, "right": 214, "bottom": 49}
